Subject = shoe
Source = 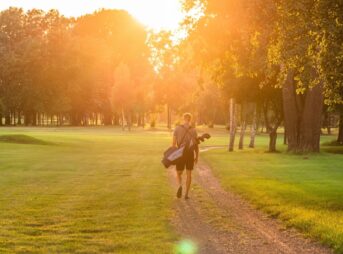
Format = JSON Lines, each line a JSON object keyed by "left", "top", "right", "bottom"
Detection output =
{"left": 176, "top": 186, "right": 182, "bottom": 198}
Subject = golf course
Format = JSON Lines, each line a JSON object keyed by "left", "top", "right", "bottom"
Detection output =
{"left": 1, "top": 0, "right": 343, "bottom": 253}
{"left": 0, "top": 127, "right": 342, "bottom": 253}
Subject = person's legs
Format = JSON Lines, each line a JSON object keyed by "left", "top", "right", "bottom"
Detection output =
{"left": 176, "top": 170, "right": 183, "bottom": 198}
{"left": 176, "top": 160, "right": 185, "bottom": 198}
{"left": 184, "top": 152, "right": 194, "bottom": 199}
{"left": 176, "top": 170, "right": 183, "bottom": 187}
{"left": 185, "top": 169, "right": 192, "bottom": 199}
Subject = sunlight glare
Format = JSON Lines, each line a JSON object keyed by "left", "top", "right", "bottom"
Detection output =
{"left": 124, "top": 0, "right": 185, "bottom": 31}
{"left": 0, "top": 0, "right": 185, "bottom": 31}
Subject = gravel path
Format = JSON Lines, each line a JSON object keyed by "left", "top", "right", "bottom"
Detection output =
{"left": 169, "top": 160, "right": 332, "bottom": 254}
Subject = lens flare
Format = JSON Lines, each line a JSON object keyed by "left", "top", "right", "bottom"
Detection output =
{"left": 174, "top": 239, "right": 198, "bottom": 254}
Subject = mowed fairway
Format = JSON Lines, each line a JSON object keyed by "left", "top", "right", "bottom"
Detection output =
{"left": 0, "top": 128, "right": 176, "bottom": 253}
{"left": 0, "top": 127, "right": 342, "bottom": 253}
{"left": 202, "top": 134, "right": 343, "bottom": 253}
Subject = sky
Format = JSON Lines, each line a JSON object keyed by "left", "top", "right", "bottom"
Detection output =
{"left": 0, "top": 0, "right": 185, "bottom": 31}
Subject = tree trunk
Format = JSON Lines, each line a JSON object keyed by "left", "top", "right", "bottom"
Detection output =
{"left": 327, "top": 126, "right": 331, "bottom": 135}
{"left": 103, "top": 112, "right": 112, "bottom": 126}
{"left": 299, "top": 83, "right": 323, "bottom": 152}
{"left": 324, "top": 111, "right": 332, "bottom": 135}
{"left": 167, "top": 104, "right": 171, "bottom": 129}
{"left": 228, "top": 98, "right": 236, "bottom": 152}
{"left": 282, "top": 70, "right": 301, "bottom": 152}
{"left": 255, "top": 110, "right": 261, "bottom": 134}
{"left": 59, "top": 114, "right": 63, "bottom": 126}
{"left": 24, "top": 112, "right": 30, "bottom": 126}
{"left": 11, "top": 112, "right": 15, "bottom": 125}
{"left": 283, "top": 129, "right": 288, "bottom": 145}
{"left": 71, "top": 113, "right": 81, "bottom": 126}
{"left": 282, "top": 70, "right": 323, "bottom": 153}
{"left": 37, "top": 113, "right": 40, "bottom": 126}
{"left": 137, "top": 114, "right": 141, "bottom": 127}
{"left": 24, "top": 111, "right": 36, "bottom": 126}
{"left": 17, "top": 112, "right": 22, "bottom": 125}
{"left": 0, "top": 113, "right": 2, "bottom": 126}
{"left": 269, "top": 130, "right": 277, "bottom": 152}
{"left": 249, "top": 106, "right": 257, "bottom": 148}
{"left": 239, "top": 119, "right": 246, "bottom": 149}
{"left": 238, "top": 103, "right": 246, "bottom": 150}
{"left": 32, "top": 112, "right": 37, "bottom": 126}
{"left": 121, "top": 108, "right": 125, "bottom": 131}
{"left": 338, "top": 110, "right": 343, "bottom": 145}
{"left": 142, "top": 113, "right": 145, "bottom": 127}
{"left": 5, "top": 112, "right": 10, "bottom": 126}
{"left": 127, "top": 111, "right": 132, "bottom": 131}
{"left": 113, "top": 113, "right": 119, "bottom": 126}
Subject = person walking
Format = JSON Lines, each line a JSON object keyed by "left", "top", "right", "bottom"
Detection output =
{"left": 172, "top": 113, "right": 199, "bottom": 199}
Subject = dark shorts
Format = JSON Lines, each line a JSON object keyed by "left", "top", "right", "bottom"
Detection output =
{"left": 176, "top": 152, "right": 195, "bottom": 171}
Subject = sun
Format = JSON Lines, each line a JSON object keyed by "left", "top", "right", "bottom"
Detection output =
{"left": 123, "top": 0, "right": 185, "bottom": 31}
{"left": 0, "top": 0, "right": 185, "bottom": 31}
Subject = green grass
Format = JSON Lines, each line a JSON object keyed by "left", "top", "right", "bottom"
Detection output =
{"left": 0, "top": 128, "right": 176, "bottom": 253}
{"left": 0, "top": 127, "right": 342, "bottom": 253}
{"left": 201, "top": 134, "right": 343, "bottom": 253}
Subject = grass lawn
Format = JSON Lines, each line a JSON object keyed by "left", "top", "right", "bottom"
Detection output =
{"left": 201, "top": 132, "right": 343, "bottom": 253}
{"left": 0, "top": 127, "right": 342, "bottom": 253}
{"left": 0, "top": 127, "right": 176, "bottom": 253}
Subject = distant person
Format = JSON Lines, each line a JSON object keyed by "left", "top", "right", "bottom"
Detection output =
{"left": 172, "top": 113, "right": 199, "bottom": 199}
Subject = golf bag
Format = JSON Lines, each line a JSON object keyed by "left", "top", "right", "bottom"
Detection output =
{"left": 161, "top": 133, "right": 211, "bottom": 169}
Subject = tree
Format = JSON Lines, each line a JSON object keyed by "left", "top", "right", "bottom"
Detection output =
{"left": 0, "top": 8, "right": 155, "bottom": 127}
{"left": 0, "top": 8, "right": 26, "bottom": 125}
{"left": 149, "top": 31, "right": 200, "bottom": 128}
{"left": 182, "top": 0, "right": 342, "bottom": 153}
{"left": 112, "top": 63, "right": 135, "bottom": 130}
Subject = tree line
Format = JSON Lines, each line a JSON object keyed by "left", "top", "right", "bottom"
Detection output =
{"left": 1, "top": 3, "right": 342, "bottom": 153}
{"left": 0, "top": 7, "right": 226, "bottom": 130}
{"left": 0, "top": 8, "right": 151, "bottom": 129}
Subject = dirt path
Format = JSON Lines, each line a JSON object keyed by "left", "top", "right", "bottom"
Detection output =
{"left": 168, "top": 160, "right": 332, "bottom": 254}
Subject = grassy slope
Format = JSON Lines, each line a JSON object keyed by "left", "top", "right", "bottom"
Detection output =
{"left": 201, "top": 133, "right": 343, "bottom": 253}
{"left": 0, "top": 128, "right": 176, "bottom": 253}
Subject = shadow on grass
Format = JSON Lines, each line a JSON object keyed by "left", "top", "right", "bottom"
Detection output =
{"left": 0, "top": 134, "right": 53, "bottom": 145}
{"left": 321, "top": 140, "right": 343, "bottom": 154}
{"left": 264, "top": 150, "right": 282, "bottom": 154}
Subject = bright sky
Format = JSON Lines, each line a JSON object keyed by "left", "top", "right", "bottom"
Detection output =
{"left": 0, "top": 0, "right": 185, "bottom": 31}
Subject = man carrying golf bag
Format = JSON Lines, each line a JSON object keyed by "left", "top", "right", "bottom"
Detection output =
{"left": 171, "top": 113, "right": 199, "bottom": 200}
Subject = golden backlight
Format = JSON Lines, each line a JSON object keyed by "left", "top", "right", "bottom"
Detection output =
{"left": 0, "top": 0, "right": 184, "bottom": 31}
{"left": 125, "top": 0, "right": 184, "bottom": 31}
